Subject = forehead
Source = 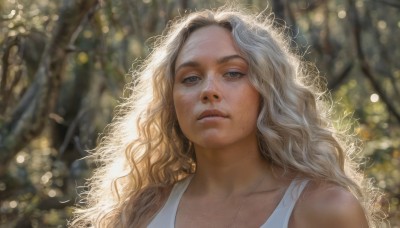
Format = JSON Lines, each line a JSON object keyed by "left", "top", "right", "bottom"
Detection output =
{"left": 175, "top": 25, "right": 242, "bottom": 66}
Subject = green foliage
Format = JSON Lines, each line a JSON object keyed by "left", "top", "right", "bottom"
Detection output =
{"left": 0, "top": 0, "right": 399, "bottom": 227}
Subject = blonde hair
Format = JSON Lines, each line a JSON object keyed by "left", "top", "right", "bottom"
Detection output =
{"left": 70, "top": 6, "right": 383, "bottom": 227}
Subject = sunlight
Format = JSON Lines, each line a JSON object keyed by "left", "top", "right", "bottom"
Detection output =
{"left": 16, "top": 154, "right": 25, "bottom": 164}
{"left": 378, "top": 20, "right": 387, "bottom": 30}
{"left": 370, "top": 93, "right": 379, "bottom": 103}
{"left": 338, "top": 10, "right": 346, "bottom": 19}
{"left": 9, "top": 201, "right": 18, "bottom": 209}
{"left": 48, "top": 189, "right": 57, "bottom": 197}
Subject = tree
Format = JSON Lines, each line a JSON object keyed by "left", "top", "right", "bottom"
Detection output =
{"left": 0, "top": 0, "right": 398, "bottom": 226}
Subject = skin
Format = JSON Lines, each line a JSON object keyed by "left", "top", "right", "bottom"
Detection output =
{"left": 173, "top": 27, "right": 260, "bottom": 151}
{"left": 291, "top": 181, "right": 369, "bottom": 228}
{"left": 169, "top": 25, "right": 368, "bottom": 228}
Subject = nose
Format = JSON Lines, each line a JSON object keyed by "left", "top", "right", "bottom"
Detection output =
{"left": 200, "top": 76, "right": 221, "bottom": 103}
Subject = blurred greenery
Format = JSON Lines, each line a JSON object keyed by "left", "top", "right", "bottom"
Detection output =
{"left": 0, "top": 0, "right": 399, "bottom": 227}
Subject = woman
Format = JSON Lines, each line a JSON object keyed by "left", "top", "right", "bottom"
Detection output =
{"left": 71, "top": 7, "right": 383, "bottom": 228}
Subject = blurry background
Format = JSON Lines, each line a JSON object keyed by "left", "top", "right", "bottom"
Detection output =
{"left": 0, "top": 0, "right": 399, "bottom": 227}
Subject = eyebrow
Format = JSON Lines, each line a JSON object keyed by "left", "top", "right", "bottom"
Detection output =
{"left": 216, "top": 54, "right": 247, "bottom": 64}
{"left": 175, "top": 54, "right": 247, "bottom": 74}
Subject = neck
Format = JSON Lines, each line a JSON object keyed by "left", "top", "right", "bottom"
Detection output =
{"left": 190, "top": 141, "right": 277, "bottom": 197}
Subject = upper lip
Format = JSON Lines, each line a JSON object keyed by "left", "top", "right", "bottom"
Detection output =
{"left": 197, "top": 109, "right": 228, "bottom": 120}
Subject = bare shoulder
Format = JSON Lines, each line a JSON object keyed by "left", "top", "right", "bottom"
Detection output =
{"left": 290, "top": 180, "right": 369, "bottom": 228}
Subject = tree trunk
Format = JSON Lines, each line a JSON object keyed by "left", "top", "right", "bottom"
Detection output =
{"left": 0, "top": 0, "right": 99, "bottom": 174}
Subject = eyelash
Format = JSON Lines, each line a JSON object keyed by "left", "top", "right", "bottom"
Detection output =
{"left": 223, "top": 71, "right": 245, "bottom": 79}
{"left": 180, "top": 71, "right": 245, "bottom": 84}
{"left": 181, "top": 75, "right": 201, "bottom": 84}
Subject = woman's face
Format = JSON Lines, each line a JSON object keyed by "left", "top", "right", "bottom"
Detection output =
{"left": 173, "top": 25, "right": 260, "bottom": 150}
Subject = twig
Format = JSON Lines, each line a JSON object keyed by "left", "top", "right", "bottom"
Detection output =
{"left": 348, "top": 0, "right": 400, "bottom": 123}
{"left": 59, "top": 108, "right": 87, "bottom": 155}
{"left": 328, "top": 62, "right": 353, "bottom": 91}
{"left": 0, "top": 37, "right": 19, "bottom": 114}
{"left": 0, "top": 0, "right": 100, "bottom": 172}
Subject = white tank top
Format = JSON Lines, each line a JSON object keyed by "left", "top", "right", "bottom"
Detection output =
{"left": 148, "top": 177, "right": 308, "bottom": 228}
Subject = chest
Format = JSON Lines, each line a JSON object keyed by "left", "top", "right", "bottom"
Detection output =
{"left": 175, "top": 190, "right": 284, "bottom": 228}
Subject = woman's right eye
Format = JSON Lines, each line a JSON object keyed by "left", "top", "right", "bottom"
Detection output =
{"left": 182, "top": 76, "right": 201, "bottom": 84}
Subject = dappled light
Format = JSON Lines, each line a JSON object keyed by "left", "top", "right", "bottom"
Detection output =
{"left": 0, "top": 0, "right": 399, "bottom": 227}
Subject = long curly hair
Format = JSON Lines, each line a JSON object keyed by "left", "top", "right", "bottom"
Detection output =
{"left": 70, "top": 6, "right": 383, "bottom": 228}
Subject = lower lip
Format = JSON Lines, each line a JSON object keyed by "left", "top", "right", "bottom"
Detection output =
{"left": 198, "top": 116, "right": 227, "bottom": 122}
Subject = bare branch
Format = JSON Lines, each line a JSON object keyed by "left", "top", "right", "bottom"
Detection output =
{"left": 328, "top": 62, "right": 353, "bottom": 91}
{"left": 364, "top": 5, "right": 400, "bottom": 98}
{"left": 0, "top": 0, "right": 99, "bottom": 173}
{"left": 347, "top": 0, "right": 400, "bottom": 123}
{"left": 59, "top": 109, "right": 87, "bottom": 155}
{"left": 0, "top": 37, "right": 19, "bottom": 114}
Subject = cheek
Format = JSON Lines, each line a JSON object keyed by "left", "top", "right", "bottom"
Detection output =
{"left": 173, "top": 91, "right": 193, "bottom": 124}
{"left": 242, "top": 89, "right": 261, "bottom": 123}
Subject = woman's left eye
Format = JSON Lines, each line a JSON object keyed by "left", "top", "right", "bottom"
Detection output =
{"left": 223, "top": 71, "right": 245, "bottom": 79}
